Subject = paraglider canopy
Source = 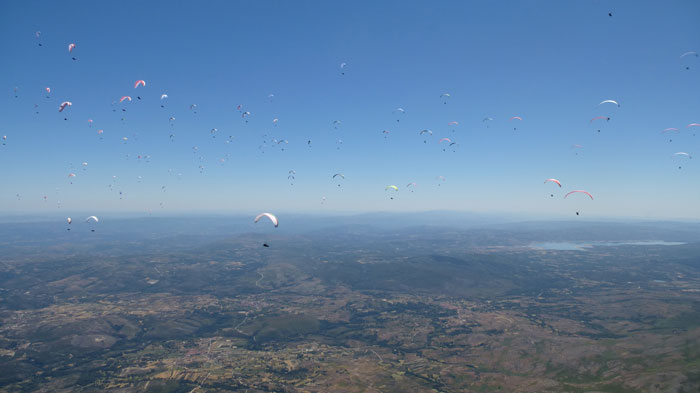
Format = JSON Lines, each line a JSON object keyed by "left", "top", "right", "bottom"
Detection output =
{"left": 661, "top": 128, "right": 679, "bottom": 134}
{"left": 598, "top": 99, "right": 620, "bottom": 107}
{"left": 59, "top": 102, "right": 72, "bottom": 112}
{"left": 590, "top": 116, "right": 610, "bottom": 123}
{"left": 564, "top": 190, "right": 594, "bottom": 200}
{"left": 544, "top": 179, "right": 562, "bottom": 187}
{"left": 86, "top": 216, "right": 99, "bottom": 223}
{"left": 254, "top": 213, "right": 278, "bottom": 227}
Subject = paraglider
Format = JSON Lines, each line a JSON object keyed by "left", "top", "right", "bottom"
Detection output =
{"left": 385, "top": 185, "right": 398, "bottom": 199}
{"left": 134, "top": 80, "right": 146, "bottom": 88}
{"left": 393, "top": 108, "right": 406, "bottom": 122}
{"left": 36, "top": 31, "right": 42, "bottom": 46}
{"left": 45, "top": 87, "right": 51, "bottom": 97}
{"left": 382, "top": 130, "right": 390, "bottom": 138}
{"left": 333, "top": 173, "right": 345, "bottom": 187}
{"left": 439, "top": 137, "right": 452, "bottom": 151}
{"left": 420, "top": 129, "right": 433, "bottom": 143}
{"left": 66, "top": 217, "right": 72, "bottom": 230}
{"left": 545, "top": 179, "right": 562, "bottom": 197}
{"left": 662, "top": 128, "right": 678, "bottom": 142}
{"left": 448, "top": 121, "right": 459, "bottom": 132}
{"left": 86, "top": 215, "right": 99, "bottom": 232}
{"left": 406, "top": 182, "right": 417, "bottom": 192}
{"left": 680, "top": 51, "right": 698, "bottom": 70}
{"left": 673, "top": 152, "right": 692, "bottom": 169}
{"left": 565, "top": 190, "right": 593, "bottom": 216}
{"left": 590, "top": 116, "right": 610, "bottom": 132}
{"left": 340, "top": 62, "right": 347, "bottom": 75}
{"left": 68, "top": 43, "right": 77, "bottom": 60}
{"left": 510, "top": 116, "right": 522, "bottom": 130}
{"left": 440, "top": 93, "right": 450, "bottom": 104}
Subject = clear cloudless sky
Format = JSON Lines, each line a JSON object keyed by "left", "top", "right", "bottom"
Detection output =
{"left": 1, "top": 0, "right": 699, "bottom": 219}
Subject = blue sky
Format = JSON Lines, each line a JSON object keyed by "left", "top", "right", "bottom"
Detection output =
{"left": 1, "top": 0, "right": 699, "bottom": 219}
